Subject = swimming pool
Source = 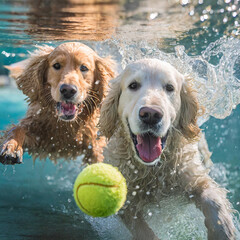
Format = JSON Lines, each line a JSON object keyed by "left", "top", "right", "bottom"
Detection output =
{"left": 0, "top": 0, "right": 240, "bottom": 239}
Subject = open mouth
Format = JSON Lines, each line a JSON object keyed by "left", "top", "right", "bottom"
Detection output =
{"left": 129, "top": 127, "right": 168, "bottom": 164}
{"left": 56, "top": 102, "right": 80, "bottom": 121}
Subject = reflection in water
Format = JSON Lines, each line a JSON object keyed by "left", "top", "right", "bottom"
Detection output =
{"left": 0, "top": 0, "right": 197, "bottom": 46}
{"left": 0, "top": 0, "right": 119, "bottom": 44}
{"left": 0, "top": 0, "right": 239, "bottom": 48}
{"left": 118, "top": 0, "right": 194, "bottom": 42}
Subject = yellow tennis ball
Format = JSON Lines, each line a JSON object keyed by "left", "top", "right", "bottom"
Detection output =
{"left": 73, "top": 163, "right": 127, "bottom": 217}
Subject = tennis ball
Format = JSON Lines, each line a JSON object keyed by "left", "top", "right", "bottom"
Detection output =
{"left": 73, "top": 163, "right": 127, "bottom": 217}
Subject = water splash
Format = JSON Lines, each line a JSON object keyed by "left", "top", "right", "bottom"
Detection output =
{"left": 177, "top": 37, "right": 240, "bottom": 121}
{"left": 1, "top": 34, "right": 240, "bottom": 240}
{"left": 144, "top": 194, "right": 207, "bottom": 239}
{"left": 91, "top": 36, "right": 240, "bottom": 125}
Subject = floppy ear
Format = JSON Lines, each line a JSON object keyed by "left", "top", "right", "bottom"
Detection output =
{"left": 178, "top": 77, "right": 201, "bottom": 140}
{"left": 98, "top": 75, "right": 121, "bottom": 139}
{"left": 93, "top": 56, "right": 116, "bottom": 104}
{"left": 5, "top": 59, "right": 30, "bottom": 79}
{"left": 16, "top": 45, "right": 54, "bottom": 102}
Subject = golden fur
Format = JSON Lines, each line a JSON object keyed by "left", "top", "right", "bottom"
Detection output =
{"left": 0, "top": 42, "right": 115, "bottom": 164}
{"left": 99, "top": 59, "right": 235, "bottom": 240}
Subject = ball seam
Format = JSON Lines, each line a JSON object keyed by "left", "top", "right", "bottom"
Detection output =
{"left": 76, "top": 183, "right": 119, "bottom": 216}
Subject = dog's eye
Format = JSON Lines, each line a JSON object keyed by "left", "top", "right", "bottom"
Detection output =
{"left": 53, "top": 63, "right": 61, "bottom": 70}
{"left": 166, "top": 84, "right": 174, "bottom": 92}
{"left": 80, "top": 65, "right": 89, "bottom": 72}
{"left": 128, "top": 82, "right": 140, "bottom": 91}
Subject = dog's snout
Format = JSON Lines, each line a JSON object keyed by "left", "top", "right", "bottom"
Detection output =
{"left": 139, "top": 107, "right": 163, "bottom": 125}
{"left": 60, "top": 84, "right": 77, "bottom": 99}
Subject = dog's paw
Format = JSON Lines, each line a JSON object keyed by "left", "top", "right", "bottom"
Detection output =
{"left": 201, "top": 189, "right": 236, "bottom": 240}
{"left": 0, "top": 139, "right": 23, "bottom": 165}
{"left": 206, "top": 213, "right": 235, "bottom": 240}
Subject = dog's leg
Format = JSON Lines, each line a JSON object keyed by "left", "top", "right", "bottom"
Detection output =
{"left": 83, "top": 147, "right": 103, "bottom": 164}
{"left": 0, "top": 126, "right": 25, "bottom": 165}
{"left": 199, "top": 187, "right": 235, "bottom": 240}
{"left": 81, "top": 132, "right": 104, "bottom": 164}
{"left": 177, "top": 156, "right": 235, "bottom": 240}
{"left": 120, "top": 209, "right": 160, "bottom": 240}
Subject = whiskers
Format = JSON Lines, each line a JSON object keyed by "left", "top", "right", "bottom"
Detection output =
{"left": 40, "top": 87, "right": 55, "bottom": 107}
{"left": 82, "top": 89, "right": 101, "bottom": 115}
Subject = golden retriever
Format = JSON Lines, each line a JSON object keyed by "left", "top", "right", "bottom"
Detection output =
{"left": 99, "top": 59, "right": 235, "bottom": 240}
{"left": 0, "top": 42, "right": 115, "bottom": 165}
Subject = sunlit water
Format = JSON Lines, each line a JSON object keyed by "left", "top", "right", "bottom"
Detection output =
{"left": 0, "top": 0, "right": 240, "bottom": 239}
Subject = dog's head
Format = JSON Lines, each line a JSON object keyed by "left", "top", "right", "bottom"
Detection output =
{"left": 99, "top": 59, "right": 200, "bottom": 166}
{"left": 15, "top": 42, "right": 115, "bottom": 121}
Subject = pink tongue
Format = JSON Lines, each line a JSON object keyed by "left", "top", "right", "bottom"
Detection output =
{"left": 61, "top": 102, "right": 77, "bottom": 116}
{"left": 136, "top": 134, "right": 162, "bottom": 163}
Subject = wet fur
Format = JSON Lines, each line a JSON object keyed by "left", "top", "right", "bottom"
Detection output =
{"left": 0, "top": 42, "right": 115, "bottom": 164}
{"left": 99, "top": 59, "right": 235, "bottom": 240}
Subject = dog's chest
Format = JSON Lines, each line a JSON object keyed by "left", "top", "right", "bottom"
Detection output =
{"left": 26, "top": 120, "right": 88, "bottom": 159}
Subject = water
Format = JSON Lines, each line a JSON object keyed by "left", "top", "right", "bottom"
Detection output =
{"left": 0, "top": 0, "right": 240, "bottom": 239}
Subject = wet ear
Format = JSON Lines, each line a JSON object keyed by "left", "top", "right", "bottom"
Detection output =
{"left": 94, "top": 56, "right": 116, "bottom": 103}
{"left": 98, "top": 76, "right": 121, "bottom": 139}
{"left": 5, "top": 59, "right": 30, "bottom": 79}
{"left": 178, "top": 77, "right": 201, "bottom": 140}
{"left": 16, "top": 45, "right": 54, "bottom": 102}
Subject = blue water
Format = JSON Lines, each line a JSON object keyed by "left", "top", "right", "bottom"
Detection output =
{"left": 0, "top": 88, "right": 131, "bottom": 240}
{"left": 0, "top": 0, "right": 240, "bottom": 239}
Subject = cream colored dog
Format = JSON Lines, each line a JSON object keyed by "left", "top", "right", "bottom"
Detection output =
{"left": 99, "top": 59, "right": 235, "bottom": 240}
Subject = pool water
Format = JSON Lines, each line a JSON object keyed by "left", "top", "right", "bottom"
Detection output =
{"left": 0, "top": 0, "right": 240, "bottom": 239}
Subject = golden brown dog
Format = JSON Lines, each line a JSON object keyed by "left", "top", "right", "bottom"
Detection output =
{"left": 0, "top": 42, "right": 115, "bottom": 164}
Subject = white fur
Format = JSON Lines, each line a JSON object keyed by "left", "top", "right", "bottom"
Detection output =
{"left": 99, "top": 59, "right": 236, "bottom": 240}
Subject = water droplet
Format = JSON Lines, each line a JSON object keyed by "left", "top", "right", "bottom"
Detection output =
{"left": 189, "top": 10, "right": 195, "bottom": 16}
{"left": 149, "top": 12, "right": 158, "bottom": 20}
{"left": 181, "top": 0, "right": 189, "bottom": 5}
{"left": 36, "top": 109, "right": 41, "bottom": 114}
{"left": 232, "top": 12, "right": 237, "bottom": 18}
{"left": 130, "top": 164, "right": 135, "bottom": 169}
{"left": 223, "top": 16, "right": 228, "bottom": 23}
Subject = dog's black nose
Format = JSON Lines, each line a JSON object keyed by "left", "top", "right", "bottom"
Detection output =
{"left": 139, "top": 107, "right": 163, "bottom": 125}
{"left": 60, "top": 84, "right": 77, "bottom": 99}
